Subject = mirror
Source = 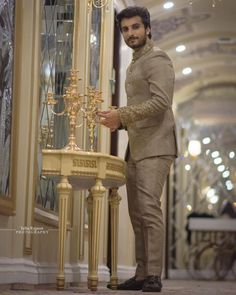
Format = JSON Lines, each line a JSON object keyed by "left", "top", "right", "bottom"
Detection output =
{"left": 0, "top": 0, "right": 15, "bottom": 213}
{"left": 36, "top": 0, "right": 74, "bottom": 212}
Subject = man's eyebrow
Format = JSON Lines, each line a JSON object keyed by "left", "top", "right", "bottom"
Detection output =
{"left": 121, "top": 22, "right": 141, "bottom": 29}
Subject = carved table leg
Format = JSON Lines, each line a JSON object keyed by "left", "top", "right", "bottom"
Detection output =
{"left": 108, "top": 187, "right": 121, "bottom": 289}
{"left": 86, "top": 190, "right": 93, "bottom": 289}
{"left": 87, "top": 178, "right": 106, "bottom": 291}
{"left": 56, "top": 176, "right": 72, "bottom": 290}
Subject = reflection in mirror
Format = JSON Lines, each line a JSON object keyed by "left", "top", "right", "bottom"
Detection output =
{"left": 174, "top": 88, "right": 236, "bottom": 216}
{"left": 87, "top": 6, "right": 101, "bottom": 151}
{"left": 0, "top": 0, "right": 15, "bottom": 198}
{"left": 90, "top": 7, "right": 101, "bottom": 88}
{"left": 168, "top": 85, "right": 236, "bottom": 272}
{"left": 36, "top": 0, "right": 74, "bottom": 212}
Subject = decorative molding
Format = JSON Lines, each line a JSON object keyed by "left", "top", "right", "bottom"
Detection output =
{"left": 169, "top": 268, "right": 236, "bottom": 280}
{"left": 0, "top": 258, "right": 110, "bottom": 284}
{"left": 120, "top": 0, "right": 135, "bottom": 7}
{"left": 0, "top": 257, "right": 137, "bottom": 284}
{"left": 151, "top": 8, "right": 210, "bottom": 41}
{"left": 34, "top": 206, "right": 58, "bottom": 228}
{"left": 168, "top": 269, "right": 191, "bottom": 279}
{"left": 187, "top": 42, "right": 236, "bottom": 57}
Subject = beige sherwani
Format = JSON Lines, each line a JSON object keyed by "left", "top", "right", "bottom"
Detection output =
{"left": 117, "top": 38, "right": 177, "bottom": 277}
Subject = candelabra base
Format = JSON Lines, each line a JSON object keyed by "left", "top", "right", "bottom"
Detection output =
{"left": 63, "top": 143, "right": 82, "bottom": 151}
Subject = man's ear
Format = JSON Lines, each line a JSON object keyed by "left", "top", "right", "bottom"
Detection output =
{"left": 146, "top": 27, "right": 151, "bottom": 35}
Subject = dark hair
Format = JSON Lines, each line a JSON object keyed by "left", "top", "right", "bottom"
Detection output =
{"left": 116, "top": 6, "right": 152, "bottom": 39}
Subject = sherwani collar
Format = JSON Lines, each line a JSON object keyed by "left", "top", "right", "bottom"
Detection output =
{"left": 132, "top": 38, "right": 154, "bottom": 61}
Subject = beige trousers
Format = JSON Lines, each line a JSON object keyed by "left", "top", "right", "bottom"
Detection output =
{"left": 126, "top": 155, "right": 174, "bottom": 277}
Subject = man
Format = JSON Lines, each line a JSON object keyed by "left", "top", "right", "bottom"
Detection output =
{"left": 98, "top": 6, "right": 177, "bottom": 293}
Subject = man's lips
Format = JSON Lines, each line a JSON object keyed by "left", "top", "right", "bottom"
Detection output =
{"left": 128, "top": 37, "right": 138, "bottom": 42}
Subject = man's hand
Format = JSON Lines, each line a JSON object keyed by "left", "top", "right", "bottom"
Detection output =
{"left": 97, "top": 109, "right": 121, "bottom": 132}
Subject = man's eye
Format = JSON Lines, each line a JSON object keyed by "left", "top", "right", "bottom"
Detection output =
{"left": 132, "top": 24, "right": 141, "bottom": 30}
{"left": 121, "top": 27, "right": 128, "bottom": 33}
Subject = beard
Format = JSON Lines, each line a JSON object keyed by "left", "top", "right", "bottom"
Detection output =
{"left": 125, "top": 34, "right": 148, "bottom": 49}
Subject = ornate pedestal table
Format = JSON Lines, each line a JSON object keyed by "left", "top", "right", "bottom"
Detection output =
{"left": 41, "top": 149, "right": 126, "bottom": 291}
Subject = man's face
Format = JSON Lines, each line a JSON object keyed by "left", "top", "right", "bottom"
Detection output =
{"left": 120, "top": 16, "right": 150, "bottom": 50}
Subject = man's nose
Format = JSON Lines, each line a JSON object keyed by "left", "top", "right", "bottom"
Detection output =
{"left": 127, "top": 28, "right": 134, "bottom": 37}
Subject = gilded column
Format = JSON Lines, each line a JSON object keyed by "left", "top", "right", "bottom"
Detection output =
{"left": 108, "top": 187, "right": 121, "bottom": 289}
{"left": 88, "top": 178, "right": 106, "bottom": 291}
{"left": 56, "top": 176, "right": 72, "bottom": 290}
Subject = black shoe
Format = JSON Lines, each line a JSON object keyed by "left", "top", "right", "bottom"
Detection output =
{"left": 142, "top": 276, "right": 162, "bottom": 292}
{"left": 111, "top": 276, "right": 145, "bottom": 290}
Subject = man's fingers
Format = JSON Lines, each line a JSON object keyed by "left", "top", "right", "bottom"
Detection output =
{"left": 99, "top": 118, "right": 107, "bottom": 125}
{"left": 97, "top": 110, "right": 111, "bottom": 117}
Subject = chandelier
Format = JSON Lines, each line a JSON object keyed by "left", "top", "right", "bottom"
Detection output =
{"left": 189, "top": 0, "right": 222, "bottom": 7}
{"left": 88, "top": 0, "right": 108, "bottom": 9}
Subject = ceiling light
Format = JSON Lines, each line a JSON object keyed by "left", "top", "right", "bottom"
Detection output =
{"left": 188, "top": 140, "right": 201, "bottom": 156}
{"left": 185, "top": 164, "right": 191, "bottom": 171}
{"left": 211, "top": 151, "right": 219, "bottom": 158}
{"left": 222, "top": 170, "right": 230, "bottom": 178}
{"left": 207, "top": 188, "right": 215, "bottom": 198}
{"left": 176, "top": 44, "right": 186, "bottom": 52}
{"left": 214, "top": 157, "right": 222, "bottom": 165}
{"left": 229, "top": 151, "right": 235, "bottom": 159}
{"left": 186, "top": 204, "right": 192, "bottom": 211}
{"left": 205, "top": 149, "right": 210, "bottom": 155}
{"left": 202, "top": 137, "right": 211, "bottom": 144}
{"left": 182, "top": 67, "right": 192, "bottom": 75}
{"left": 226, "top": 185, "right": 233, "bottom": 191}
{"left": 226, "top": 180, "right": 233, "bottom": 191}
{"left": 163, "top": 1, "right": 174, "bottom": 9}
{"left": 226, "top": 180, "right": 232, "bottom": 186}
{"left": 217, "top": 165, "right": 225, "bottom": 172}
{"left": 207, "top": 194, "right": 219, "bottom": 204}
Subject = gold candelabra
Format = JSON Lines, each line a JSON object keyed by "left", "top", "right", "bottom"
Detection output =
{"left": 62, "top": 70, "right": 83, "bottom": 150}
{"left": 44, "top": 70, "right": 102, "bottom": 152}
{"left": 83, "top": 87, "right": 104, "bottom": 152}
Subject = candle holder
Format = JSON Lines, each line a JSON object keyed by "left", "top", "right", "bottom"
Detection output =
{"left": 45, "top": 70, "right": 83, "bottom": 151}
{"left": 83, "top": 87, "right": 104, "bottom": 152}
{"left": 44, "top": 70, "right": 103, "bottom": 152}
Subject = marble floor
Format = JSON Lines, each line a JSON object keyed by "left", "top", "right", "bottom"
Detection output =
{"left": 0, "top": 280, "right": 236, "bottom": 295}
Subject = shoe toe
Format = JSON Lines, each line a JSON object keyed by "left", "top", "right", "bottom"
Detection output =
{"left": 142, "top": 276, "right": 162, "bottom": 292}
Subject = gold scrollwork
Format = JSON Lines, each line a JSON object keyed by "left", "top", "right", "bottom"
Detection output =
{"left": 42, "top": 169, "right": 61, "bottom": 175}
{"left": 71, "top": 171, "right": 97, "bottom": 177}
{"left": 106, "top": 163, "right": 124, "bottom": 174}
{"left": 73, "top": 159, "right": 97, "bottom": 168}
{"left": 88, "top": 0, "right": 108, "bottom": 10}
